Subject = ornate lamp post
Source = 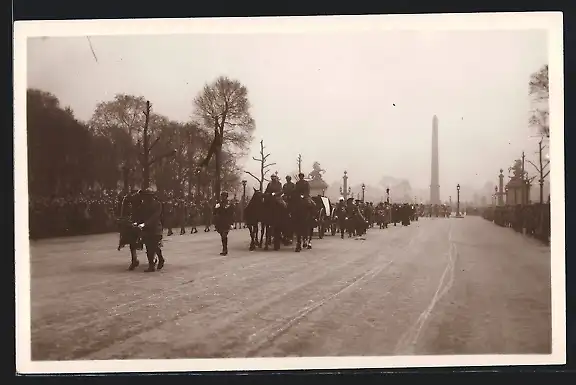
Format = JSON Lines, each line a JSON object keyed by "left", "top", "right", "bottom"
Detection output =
{"left": 241, "top": 180, "right": 247, "bottom": 224}
{"left": 386, "top": 187, "right": 390, "bottom": 204}
{"left": 361, "top": 183, "right": 366, "bottom": 202}
{"left": 456, "top": 184, "right": 461, "bottom": 217}
{"left": 494, "top": 186, "right": 498, "bottom": 206}
{"left": 339, "top": 171, "right": 351, "bottom": 199}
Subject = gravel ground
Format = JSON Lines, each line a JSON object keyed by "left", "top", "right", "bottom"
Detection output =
{"left": 29, "top": 217, "right": 551, "bottom": 360}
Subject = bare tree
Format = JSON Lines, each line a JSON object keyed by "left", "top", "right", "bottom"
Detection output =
{"left": 193, "top": 76, "right": 255, "bottom": 199}
{"left": 89, "top": 94, "right": 148, "bottom": 190}
{"left": 297, "top": 154, "right": 302, "bottom": 174}
{"left": 529, "top": 64, "right": 549, "bottom": 138}
{"left": 138, "top": 101, "right": 176, "bottom": 189}
{"left": 526, "top": 138, "right": 550, "bottom": 204}
{"left": 244, "top": 140, "right": 276, "bottom": 191}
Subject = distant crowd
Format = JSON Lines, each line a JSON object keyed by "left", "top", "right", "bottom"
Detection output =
{"left": 27, "top": 190, "right": 551, "bottom": 245}
{"left": 28, "top": 190, "right": 246, "bottom": 240}
{"left": 482, "top": 203, "right": 551, "bottom": 244}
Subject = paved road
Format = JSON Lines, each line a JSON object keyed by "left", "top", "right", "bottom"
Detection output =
{"left": 29, "top": 217, "right": 551, "bottom": 360}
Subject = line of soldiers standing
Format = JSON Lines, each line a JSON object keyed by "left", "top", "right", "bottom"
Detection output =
{"left": 482, "top": 203, "right": 550, "bottom": 244}
{"left": 161, "top": 197, "right": 244, "bottom": 236}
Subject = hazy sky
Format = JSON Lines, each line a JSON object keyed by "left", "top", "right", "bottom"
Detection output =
{"left": 27, "top": 29, "right": 548, "bottom": 200}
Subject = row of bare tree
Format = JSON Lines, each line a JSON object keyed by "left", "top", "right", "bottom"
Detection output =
{"left": 502, "top": 63, "right": 551, "bottom": 205}
{"left": 27, "top": 76, "right": 255, "bottom": 200}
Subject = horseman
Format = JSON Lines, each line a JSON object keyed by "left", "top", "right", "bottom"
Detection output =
{"left": 265, "top": 174, "right": 283, "bottom": 195}
{"left": 293, "top": 173, "right": 312, "bottom": 203}
{"left": 133, "top": 189, "right": 166, "bottom": 272}
{"left": 282, "top": 175, "right": 295, "bottom": 199}
{"left": 213, "top": 191, "right": 235, "bottom": 256}
{"left": 265, "top": 174, "right": 286, "bottom": 208}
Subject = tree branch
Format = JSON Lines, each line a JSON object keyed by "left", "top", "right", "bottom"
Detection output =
{"left": 526, "top": 159, "right": 541, "bottom": 172}
{"left": 263, "top": 162, "right": 277, "bottom": 169}
{"left": 149, "top": 135, "right": 162, "bottom": 152}
{"left": 244, "top": 170, "right": 261, "bottom": 183}
{"left": 542, "top": 170, "right": 550, "bottom": 179}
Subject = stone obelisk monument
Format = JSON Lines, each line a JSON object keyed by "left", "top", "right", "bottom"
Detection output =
{"left": 430, "top": 115, "right": 441, "bottom": 204}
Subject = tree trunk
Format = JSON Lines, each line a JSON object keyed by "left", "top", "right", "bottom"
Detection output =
{"left": 214, "top": 130, "right": 222, "bottom": 200}
{"left": 122, "top": 165, "right": 130, "bottom": 192}
{"left": 142, "top": 101, "right": 151, "bottom": 190}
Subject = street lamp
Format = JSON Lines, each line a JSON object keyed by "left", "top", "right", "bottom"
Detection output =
{"left": 456, "top": 184, "right": 461, "bottom": 216}
{"left": 504, "top": 186, "right": 509, "bottom": 205}
{"left": 242, "top": 180, "right": 247, "bottom": 201}
{"left": 241, "top": 180, "right": 247, "bottom": 225}
{"left": 494, "top": 186, "right": 498, "bottom": 206}
{"left": 361, "top": 183, "right": 366, "bottom": 202}
{"left": 386, "top": 187, "right": 390, "bottom": 203}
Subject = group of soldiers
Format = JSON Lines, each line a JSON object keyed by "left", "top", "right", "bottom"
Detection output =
{"left": 27, "top": 190, "right": 229, "bottom": 240}
{"left": 112, "top": 173, "right": 463, "bottom": 271}
{"left": 117, "top": 187, "right": 239, "bottom": 271}
{"left": 482, "top": 203, "right": 550, "bottom": 244}
{"left": 28, "top": 192, "right": 119, "bottom": 239}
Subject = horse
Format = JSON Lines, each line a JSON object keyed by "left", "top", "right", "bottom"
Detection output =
{"left": 288, "top": 194, "right": 317, "bottom": 252}
{"left": 261, "top": 192, "right": 291, "bottom": 251}
{"left": 244, "top": 189, "right": 265, "bottom": 251}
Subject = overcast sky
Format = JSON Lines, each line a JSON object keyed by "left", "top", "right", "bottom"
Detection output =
{"left": 27, "top": 28, "right": 548, "bottom": 200}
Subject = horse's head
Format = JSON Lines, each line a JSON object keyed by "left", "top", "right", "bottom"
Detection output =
{"left": 248, "top": 189, "right": 265, "bottom": 205}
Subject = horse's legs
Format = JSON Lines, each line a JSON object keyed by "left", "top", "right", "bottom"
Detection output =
{"left": 258, "top": 223, "right": 264, "bottom": 248}
{"left": 273, "top": 226, "right": 281, "bottom": 250}
{"left": 264, "top": 225, "right": 270, "bottom": 250}
{"left": 295, "top": 232, "right": 302, "bottom": 252}
{"left": 249, "top": 225, "right": 256, "bottom": 251}
{"left": 307, "top": 226, "right": 313, "bottom": 249}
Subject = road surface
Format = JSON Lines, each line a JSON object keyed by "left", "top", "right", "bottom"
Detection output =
{"left": 29, "top": 217, "right": 551, "bottom": 360}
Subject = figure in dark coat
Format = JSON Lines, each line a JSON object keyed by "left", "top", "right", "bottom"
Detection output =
{"left": 117, "top": 189, "right": 144, "bottom": 270}
{"left": 213, "top": 191, "right": 235, "bottom": 255}
{"left": 265, "top": 174, "right": 283, "bottom": 195}
{"left": 282, "top": 176, "right": 296, "bottom": 197}
{"left": 134, "top": 189, "right": 166, "bottom": 272}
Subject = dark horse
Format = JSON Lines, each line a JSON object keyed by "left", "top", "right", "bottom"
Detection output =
{"left": 244, "top": 189, "right": 265, "bottom": 251}
{"left": 261, "top": 192, "right": 291, "bottom": 251}
{"left": 288, "top": 195, "right": 317, "bottom": 252}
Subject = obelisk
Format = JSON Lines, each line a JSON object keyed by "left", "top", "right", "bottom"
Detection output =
{"left": 430, "top": 115, "right": 440, "bottom": 204}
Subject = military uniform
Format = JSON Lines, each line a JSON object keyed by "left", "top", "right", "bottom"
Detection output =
{"left": 117, "top": 190, "right": 144, "bottom": 271}
{"left": 265, "top": 179, "right": 283, "bottom": 195}
{"left": 294, "top": 179, "right": 311, "bottom": 198}
{"left": 282, "top": 179, "right": 295, "bottom": 197}
{"left": 213, "top": 192, "right": 235, "bottom": 255}
{"left": 134, "top": 189, "right": 165, "bottom": 272}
